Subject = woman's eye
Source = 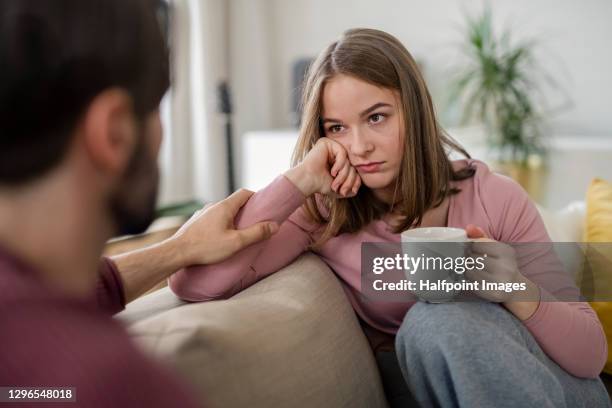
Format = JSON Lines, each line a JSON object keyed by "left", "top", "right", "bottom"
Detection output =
{"left": 328, "top": 125, "right": 344, "bottom": 133}
{"left": 369, "top": 113, "right": 386, "bottom": 124}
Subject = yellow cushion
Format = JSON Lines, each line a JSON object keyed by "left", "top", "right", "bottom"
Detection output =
{"left": 583, "top": 178, "right": 612, "bottom": 374}
{"left": 585, "top": 178, "right": 612, "bottom": 241}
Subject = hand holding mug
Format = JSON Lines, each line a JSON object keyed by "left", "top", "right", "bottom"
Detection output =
{"left": 465, "top": 224, "right": 527, "bottom": 303}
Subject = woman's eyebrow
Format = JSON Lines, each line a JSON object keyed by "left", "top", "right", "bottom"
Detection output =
{"left": 322, "top": 102, "right": 393, "bottom": 124}
{"left": 321, "top": 117, "right": 342, "bottom": 124}
{"left": 359, "top": 102, "right": 392, "bottom": 117}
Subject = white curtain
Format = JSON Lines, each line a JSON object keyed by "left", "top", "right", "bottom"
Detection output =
{"left": 228, "top": 0, "right": 277, "bottom": 189}
{"left": 158, "top": 0, "right": 230, "bottom": 206}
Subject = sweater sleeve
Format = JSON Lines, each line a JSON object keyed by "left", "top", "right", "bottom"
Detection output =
{"left": 168, "top": 175, "right": 319, "bottom": 301}
{"left": 478, "top": 165, "right": 607, "bottom": 378}
{"left": 96, "top": 257, "right": 126, "bottom": 315}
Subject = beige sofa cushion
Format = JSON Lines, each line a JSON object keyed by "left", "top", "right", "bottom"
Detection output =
{"left": 117, "top": 253, "right": 388, "bottom": 408}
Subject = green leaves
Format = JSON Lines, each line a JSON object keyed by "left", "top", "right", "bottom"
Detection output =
{"left": 450, "top": 7, "right": 544, "bottom": 164}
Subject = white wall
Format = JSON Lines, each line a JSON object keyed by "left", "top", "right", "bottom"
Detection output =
{"left": 230, "top": 0, "right": 612, "bottom": 174}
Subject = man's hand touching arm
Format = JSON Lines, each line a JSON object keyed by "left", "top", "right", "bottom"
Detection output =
{"left": 112, "top": 189, "right": 279, "bottom": 304}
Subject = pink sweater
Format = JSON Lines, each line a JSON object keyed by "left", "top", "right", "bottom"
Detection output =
{"left": 169, "top": 159, "right": 607, "bottom": 378}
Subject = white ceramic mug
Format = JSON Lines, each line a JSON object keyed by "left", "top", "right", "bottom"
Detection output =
{"left": 401, "top": 227, "right": 468, "bottom": 303}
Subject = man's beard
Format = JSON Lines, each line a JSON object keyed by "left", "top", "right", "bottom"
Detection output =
{"left": 109, "top": 136, "right": 159, "bottom": 236}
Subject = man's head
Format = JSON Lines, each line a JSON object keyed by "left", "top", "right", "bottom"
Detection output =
{"left": 0, "top": 0, "right": 169, "bottom": 235}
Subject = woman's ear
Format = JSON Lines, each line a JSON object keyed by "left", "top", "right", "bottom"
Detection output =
{"left": 81, "top": 88, "right": 137, "bottom": 177}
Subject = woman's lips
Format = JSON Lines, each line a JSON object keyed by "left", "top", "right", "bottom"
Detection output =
{"left": 355, "top": 161, "right": 384, "bottom": 173}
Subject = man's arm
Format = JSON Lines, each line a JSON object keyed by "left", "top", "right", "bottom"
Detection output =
{"left": 110, "top": 237, "right": 185, "bottom": 304}
{"left": 110, "top": 189, "right": 279, "bottom": 304}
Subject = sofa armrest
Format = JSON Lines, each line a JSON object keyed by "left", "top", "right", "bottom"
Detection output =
{"left": 116, "top": 253, "right": 389, "bottom": 408}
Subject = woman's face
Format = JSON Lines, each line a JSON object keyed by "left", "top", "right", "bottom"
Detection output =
{"left": 321, "top": 74, "right": 404, "bottom": 203}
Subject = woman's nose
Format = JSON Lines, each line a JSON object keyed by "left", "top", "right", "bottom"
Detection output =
{"left": 349, "top": 128, "right": 374, "bottom": 156}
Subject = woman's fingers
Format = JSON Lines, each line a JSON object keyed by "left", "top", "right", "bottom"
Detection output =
{"left": 352, "top": 175, "right": 362, "bottom": 195}
{"left": 332, "top": 161, "right": 350, "bottom": 191}
{"left": 465, "top": 224, "right": 488, "bottom": 239}
{"left": 470, "top": 240, "right": 510, "bottom": 259}
{"left": 318, "top": 139, "right": 362, "bottom": 197}
{"left": 329, "top": 145, "right": 347, "bottom": 177}
{"left": 334, "top": 167, "right": 362, "bottom": 197}
{"left": 340, "top": 167, "right": 357, "bottom": 196}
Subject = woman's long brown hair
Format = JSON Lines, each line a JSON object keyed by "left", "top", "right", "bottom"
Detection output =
{"left": 292, "top": 28, "right": 475, "bottom": 248}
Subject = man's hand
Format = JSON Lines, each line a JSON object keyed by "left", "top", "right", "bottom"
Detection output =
{"left": 112, "top": 189, "right": 278, "bottom": 304}
{"left": 170, "top": 189, "right": 279, "bottom": 266}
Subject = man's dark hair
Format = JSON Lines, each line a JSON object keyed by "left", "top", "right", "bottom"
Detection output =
{"left": 0, "top": 0, "right": 170, "bottom": 185}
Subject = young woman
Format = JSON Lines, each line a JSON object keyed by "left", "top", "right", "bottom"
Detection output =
{"left": 169, "top": 28, "right": 610, "bottom": 407}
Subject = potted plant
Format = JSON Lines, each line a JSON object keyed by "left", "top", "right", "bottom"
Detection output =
{"left": 450, "top": 8, "right": 547, "bottom": 168}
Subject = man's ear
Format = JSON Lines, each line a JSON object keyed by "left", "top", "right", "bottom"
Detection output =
{"left": 81, "top": 88, "right": 137, "bottom": 176}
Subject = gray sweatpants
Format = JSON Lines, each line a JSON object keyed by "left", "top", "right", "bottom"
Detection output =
{"left": 395, "top": 301, "right": 611, "bottom": 408}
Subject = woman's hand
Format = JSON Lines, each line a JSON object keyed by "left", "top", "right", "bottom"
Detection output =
{"left": 284, "top": 137, "right": 361, "bottom": 198}
{"left": 465, "top": 236, "right": 523, "bottom": 303}
{"left": 465, "top": 225, "right": 540, "bottom": 320}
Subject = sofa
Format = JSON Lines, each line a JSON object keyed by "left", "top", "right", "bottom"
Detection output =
{"left": 115, "top": 201, "right": 594, "bottom": 408}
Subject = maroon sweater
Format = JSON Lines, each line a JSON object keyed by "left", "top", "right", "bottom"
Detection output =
{"left": 0, "top": 247, "right": 200, "bottom": 407}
